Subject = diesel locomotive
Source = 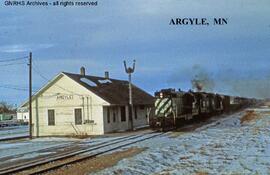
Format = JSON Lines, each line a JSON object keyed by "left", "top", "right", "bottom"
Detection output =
{"left": 150, "top": 88, "right": 255, "bottom": 130}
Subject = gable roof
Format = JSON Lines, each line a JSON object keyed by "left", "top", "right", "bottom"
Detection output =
{"left": 62, "top": 72, "right": 154, "bottom": 105}
{"left": 19, "top": 73, "right": 64, "bottom": 108}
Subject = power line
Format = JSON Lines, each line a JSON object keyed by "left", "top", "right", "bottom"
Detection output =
{"left": 0, "top": 55, "right": 29, "bottom": 92}
{"left": 32, "top": 63, "right": 84, "bottom": 96}
{"left": 0, "top": 83, "right": 39, "bottom": 90}
{"left": 32, "top": 64, "right": 50, "bottom": 82}
{"left": 0, "top": 62, "right": 26, "bottom": 67}
{"left": 0, "top": 56, "right": 28, "bottom": 63}
{"left": 0, "top": 85, "right": 38, "bottom": 92}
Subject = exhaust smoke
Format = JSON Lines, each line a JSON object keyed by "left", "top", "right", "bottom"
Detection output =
{"left": 191, "top": 64, "right": 214, "bottom": 92}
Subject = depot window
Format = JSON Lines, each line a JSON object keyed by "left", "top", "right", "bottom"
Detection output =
{"left": 75, "top": 108, "right": 82, "bottom": 125}
{"left": 107, "top": 107, "right": 110, "bottom": 123}
{"left": 134, "top": 107, "right": 138, "bottom": 119}
{"left": 48, "top": 109, "right": 55, "bottom": 126}
{"left": 121, "top": 106, "right": 126, "bottom": 122}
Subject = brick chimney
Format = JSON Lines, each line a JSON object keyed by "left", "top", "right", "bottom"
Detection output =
{"left": 80, "top": 67, "right": 85, "bottom": 76}
{"left": 105, "top": 71, "right": 109, "bottom": 79}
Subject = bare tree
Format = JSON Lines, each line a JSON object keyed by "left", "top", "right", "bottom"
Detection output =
{"left": 0, "top": 101, "right": 16, "bottom": 113}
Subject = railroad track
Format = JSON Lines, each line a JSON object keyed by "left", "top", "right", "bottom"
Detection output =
{"left": 0, "top": 131, "right": 166, "bottom": 175}
{"left": 0, "top": 133, "right": 147, "bottom": 169}
{"left": 0, "top": 135, "right": 29, "bottom": 142}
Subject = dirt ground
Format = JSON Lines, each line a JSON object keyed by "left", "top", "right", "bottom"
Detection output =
{"left": 42, "top": 147, "right": 146, "bottom": 175}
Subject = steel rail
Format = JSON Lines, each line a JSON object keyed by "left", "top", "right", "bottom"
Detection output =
{"left": 0, "top": 135, "right": 28, "bottom": 142}
{"left": 0, "top": 133, "right": 145, "bottom": 170}
{"left": 29, "top": 132, "right": 165, "bottom": 175}
{"left": 0, "top": 133, "right": 148, "bottom": 173}
{"left": 0, "top": 131, "right": 159, "bottom": 174}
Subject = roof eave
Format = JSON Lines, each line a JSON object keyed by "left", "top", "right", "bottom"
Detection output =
{"left": 18, "top": 72, "right": 65, "bottom": 108}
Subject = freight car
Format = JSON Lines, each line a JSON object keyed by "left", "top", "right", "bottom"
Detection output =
{"left": 150, "top": 88, "right": 256, "bottom": 131}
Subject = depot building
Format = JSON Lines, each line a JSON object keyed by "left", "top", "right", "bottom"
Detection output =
{"left": 19, "top": 67, "right": 154, "bottom": 137}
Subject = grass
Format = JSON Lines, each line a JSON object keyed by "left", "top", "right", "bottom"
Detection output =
{"left": 179, "top": 156, "right": 191, "bottom": 160}
{"left": 213, "top": 143, "right": 223, "bottom": 148}
{"left": 169, "top": 131, "right": 185, "bottom": 138}
{"left": 240, "top": 110, "right": 261, "bottom": 124}
{"left": 195, "top": 171, "right": 208, "bottom": 175}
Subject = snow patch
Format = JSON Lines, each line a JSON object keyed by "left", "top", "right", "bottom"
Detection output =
{"left": 94, "top": 108, "right": 270, "bottom": 175}
{"left": 80, "top": 78, "right": 97, "bottom": 86}
{"left": 98, "top": 79, "right": 112, "bottom": 84}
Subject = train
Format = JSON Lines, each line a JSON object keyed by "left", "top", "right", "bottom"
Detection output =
{"left": 150, "top": 88, "right": 258, "bottom": 130}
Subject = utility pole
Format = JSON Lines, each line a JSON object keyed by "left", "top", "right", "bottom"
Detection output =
{"left": 28, "top": 52, "right": 32, "bottom": 139}
{"left": 123, "top": 60, "right": 136, "bottom": 131}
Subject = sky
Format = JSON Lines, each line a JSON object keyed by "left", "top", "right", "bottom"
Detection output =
{"left": 0, "top": 0, "right": 269, "bottom": 105}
